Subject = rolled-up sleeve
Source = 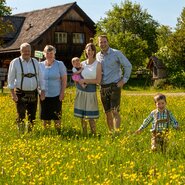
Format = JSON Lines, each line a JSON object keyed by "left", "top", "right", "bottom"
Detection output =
{"left": 8, "top": 60, "right": 16, "bottom": 89}
{"left": 117, "top": 50, "right": 132, "bottom": 83}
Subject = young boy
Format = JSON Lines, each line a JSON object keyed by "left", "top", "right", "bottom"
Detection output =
{"left": 135, "top": 93, "right": 179, "bottom": 152}
{"left": 71, "top": 57, "right": 86, "bottom": 88}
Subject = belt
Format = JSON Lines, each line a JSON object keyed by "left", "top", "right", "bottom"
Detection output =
{"left": 23, "top": 73, "right": 36, "bottom": 78}
{"left": 16, "top": 88, "right": 37, "bottom": 93}
{"left": 101, "top": 83, "right": 117, "bottom": 88}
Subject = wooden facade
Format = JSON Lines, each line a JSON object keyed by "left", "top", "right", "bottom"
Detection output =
{"left": 147, "top": 56, "right": 167, "bottom": 80}
{"left": 0, "top": 2, "right": 96, "bottom": 70}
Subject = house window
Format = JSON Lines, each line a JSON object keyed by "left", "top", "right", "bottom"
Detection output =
{"left": 55, "top": 32, "right": 67, "bottom": 43}
{"left": 73, "top": 33, "right": 84, "bottom": 44}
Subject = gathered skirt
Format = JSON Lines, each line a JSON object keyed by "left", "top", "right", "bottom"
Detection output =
{"left": 74, "top": 83, "right": 99, "bottom": 119}
{"left": 40, "top": 96, "right": 62, "bottom": 120}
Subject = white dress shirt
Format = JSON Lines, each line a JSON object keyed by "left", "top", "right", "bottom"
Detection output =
{"left": 8, "top": 56, "right": 45, "bottom": 91}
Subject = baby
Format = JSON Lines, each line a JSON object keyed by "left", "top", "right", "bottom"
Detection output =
{"left": 71, "top": 57, "right": 86, "bottom": 88}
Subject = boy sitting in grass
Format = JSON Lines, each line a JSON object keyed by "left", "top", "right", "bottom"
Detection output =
{"left": 135, "top": 93, "right": 179, "bottom": 152}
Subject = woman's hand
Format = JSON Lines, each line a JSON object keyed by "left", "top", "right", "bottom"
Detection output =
{"left": 40, "top": 90, "right": 45, "bottom": 101}
{"left": 59, "top": 92, "right": 65, "bottom": 101}
{"left": 79, "top": 79, "right": 86, "bottom": 85}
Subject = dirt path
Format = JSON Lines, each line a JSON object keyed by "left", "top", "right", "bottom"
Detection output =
{"left": 124, "top": 92, "right": 185, "bottom": 96}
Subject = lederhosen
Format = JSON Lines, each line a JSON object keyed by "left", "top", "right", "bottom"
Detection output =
{"left": 151, "top": 110, "right": 170, "bottom": 151}
{"left": 15, "top": 58, "right": 38, "bottom": 123}
{"left": 100, "top": 83, "right": 121, "bottom": 113}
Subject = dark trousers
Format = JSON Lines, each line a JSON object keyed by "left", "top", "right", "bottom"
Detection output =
{"left": 16, "top": 99, "right": 37, "bottom": 123}
{"left": 15, "top": 89, "right": 38, "bottom": 132}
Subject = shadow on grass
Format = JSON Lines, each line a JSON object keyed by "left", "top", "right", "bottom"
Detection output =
{"left": 32, "top": 126, "right": 102, "bottom": 141}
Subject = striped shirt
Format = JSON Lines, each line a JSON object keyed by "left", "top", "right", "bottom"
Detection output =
{"left": 139, "top": 109, "right": 179, "bottom": 132}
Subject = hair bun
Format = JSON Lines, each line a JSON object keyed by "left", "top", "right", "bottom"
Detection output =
{"left": 89, "top": 38, "right": 94, "bottom": 43}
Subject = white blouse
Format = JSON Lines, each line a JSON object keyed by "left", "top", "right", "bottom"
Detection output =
{"left": 81, "top": 60, "right": 99, "bottom": 79}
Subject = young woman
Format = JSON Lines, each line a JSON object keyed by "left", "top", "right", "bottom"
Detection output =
{"left": 74, "top": 43, "right": 102, "bottom": 135}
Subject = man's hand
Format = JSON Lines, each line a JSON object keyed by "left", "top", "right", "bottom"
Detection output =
{"left": 117, "top": 80, "right": 125, "bottom": 88}
{"left": 11, "top": 92, "right": 18, "bottom": 102}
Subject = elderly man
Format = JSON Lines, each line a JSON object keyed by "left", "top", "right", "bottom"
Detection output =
{"left": 8, "top": 43, "right": 45, "bottom": 133}
{"left": 96, "top": 35, "right": 132, "bottom": 133}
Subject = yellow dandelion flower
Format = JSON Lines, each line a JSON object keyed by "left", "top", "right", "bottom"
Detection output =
{"left": 63, "top": 175, "right": 68, "bottom": 180}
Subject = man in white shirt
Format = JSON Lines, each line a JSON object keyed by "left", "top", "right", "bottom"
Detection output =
{"left": 8, "top": 43, "right": 45, "bottom": 133}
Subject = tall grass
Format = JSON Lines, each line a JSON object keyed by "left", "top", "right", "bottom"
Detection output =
{"left": 0, "top": 88, "right": 185, "bottom": 185}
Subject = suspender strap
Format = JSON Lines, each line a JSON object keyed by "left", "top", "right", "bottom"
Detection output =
{"left": 153, "top": 109, "right": 158, "bottom": 132}
{"left": 166, "top": 110, "right": 170, "bottom": 128}
{"left": 31, "top": 58, "right": 38, "bottom": 88}
{"left": 19, "top": 58, "right": 24, "bottom": 90}
{"left": 154, "top": 109, "right": 170, "bottom": 132}
{"left": 19, "top": 57, "right": 38, "bottom": 90}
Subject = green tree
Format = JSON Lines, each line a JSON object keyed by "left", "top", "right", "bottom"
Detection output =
{"left": 108, "top": 31, "right": 148, "bottom": 68}
{"left": 0, "top": 0, "right": 11, "bottom": 16}
{"left": 156, "top": 8, "right": 185, "bottom": 87}
{"left": 95, "top": 0, "right": 159, "bottom": 69}
{"left": 169, "top": 7, "right": 185, "bottom": 71}
{"left": 0, "top": 0, "right": 12, "bottom": 45}
{"left": 156, "top": 25, "right": 172, "bottom": 48}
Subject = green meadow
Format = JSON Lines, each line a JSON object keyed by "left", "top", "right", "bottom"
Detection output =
{"left": 0, "top": 87, "right": 185, "bottom": 185}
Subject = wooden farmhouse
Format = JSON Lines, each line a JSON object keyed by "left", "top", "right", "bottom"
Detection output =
{"left": 147, "top": 56, "right": 167, "bottom": 80}
{"left": 0, "top": 2, "right": 96, "bottom": 70}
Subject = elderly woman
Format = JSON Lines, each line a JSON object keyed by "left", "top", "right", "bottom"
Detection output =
{"left": 74, "top": 42, "right": 102, "bottom": 135}
{"left": 39, "top": 45, "right": 67, "bottom": 134}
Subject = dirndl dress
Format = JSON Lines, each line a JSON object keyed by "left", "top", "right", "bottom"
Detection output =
{"left": 74, "top": 83, "right": 99, "bottom": 119}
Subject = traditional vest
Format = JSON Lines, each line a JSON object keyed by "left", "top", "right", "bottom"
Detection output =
{"left": 153, "top": 109, "right": 170, "bottom": 133}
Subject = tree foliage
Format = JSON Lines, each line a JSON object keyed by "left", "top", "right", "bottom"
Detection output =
{"left": 156, "top": 8, "right": 185, "bottom": 87}
{"left": 0, "top": 0, "right": 12, "bottom": 45}
{"left": 0, "top": 0, "right": 11, "bottom": 16}
{"left": 156, "top": 25, "right": 172, "bottom": 49}
{"left": 95, "top": 0, "right": 159, "bottom": 69}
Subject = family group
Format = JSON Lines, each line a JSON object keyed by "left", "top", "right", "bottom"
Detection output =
{"left": 7, "top": 35, "right": 178, "bottom": 152}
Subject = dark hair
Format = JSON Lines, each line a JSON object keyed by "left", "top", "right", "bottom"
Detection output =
{"left": 154, "top": 93, "right": 167, "bottom": 103}
{"left": 85, "top": 43, "right": 96, "bottom": 58}
{"left": 89, "top": 38, "right": 94, "bottom": 43}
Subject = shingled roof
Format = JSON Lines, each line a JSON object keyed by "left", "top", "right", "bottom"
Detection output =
{"left": 0, "top": 2, "right": 94, "bottom": 53}
{"left": 147, "top": 56, "right": 166, "bottom": 70}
